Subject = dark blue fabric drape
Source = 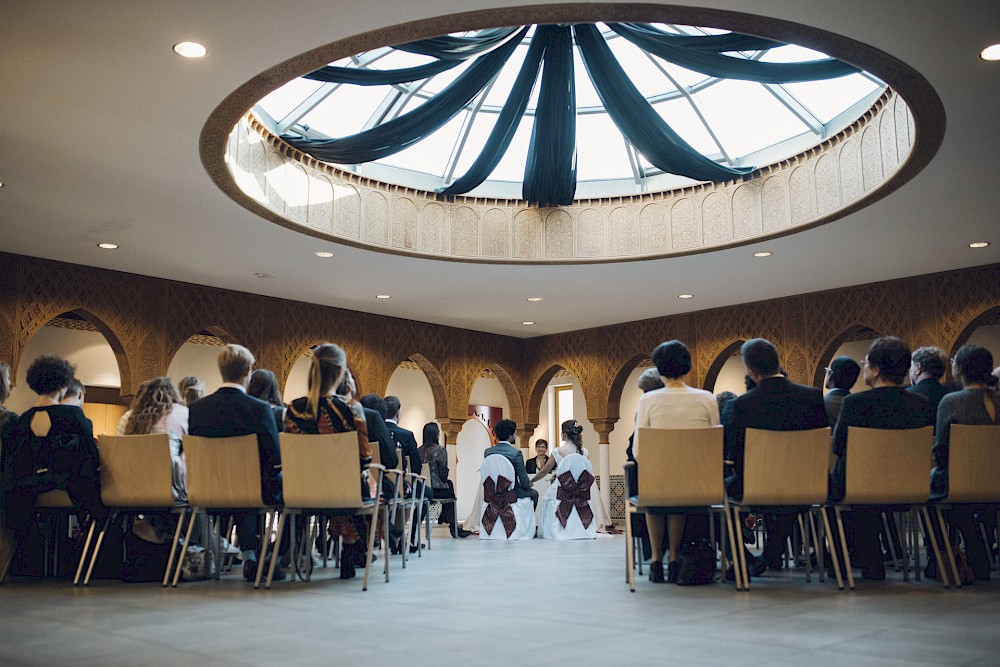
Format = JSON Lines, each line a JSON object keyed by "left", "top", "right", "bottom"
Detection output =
{"left": 440, "top": 31, "right": 546, "bottom": 196}
{"left": 522, "top": 25, "right": 577, "bottom": 206}
{"left": 394, "top": 27, "right": 521, "bottom": 60}
{"left": 281, "top": 27, "right": 527, "bottom": 164}
{"left": 304, "top": 59, "right": 461, "bottom": 86}
{"left": 608, "top": 23, "right": 859, "bottom": 82}
{"left": 574, "top": 23, "right": 754, "bottom": 182}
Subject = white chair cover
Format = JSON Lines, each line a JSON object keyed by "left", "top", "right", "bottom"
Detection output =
{"left": 539, "top": 453, "right": 598, "bottom": 540}
{"left": 479, "top": 455, "right": 535, "bottom": 540}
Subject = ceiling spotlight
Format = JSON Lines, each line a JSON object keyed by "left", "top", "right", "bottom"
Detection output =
{"left": 969, "top": 242, "right": 990, "bottom": 248}
{"left": 526, "top": 297, "right": 543, "bottom": 302}
{"left": 678, "top": 294, "right": 694, "bottom": 299}
{"left": 376, "top": 294, "right": 391, "bottom": 299}
{"left": 753, "top": 251, "right": 772, "bottom": 257}
{"left": 522, "top": 321, "right": 535, "bottom": 325}
{"left": 981, "top": 44, "right": 1000, "bottom": 61}
{"left": 173, "top": 41, "right": 207, "bottom": 58}
{"left": 314, "top": 251, "right": 334, "bottom": 258}
{"left": 97, "top": 242, "right": 118, "bottom": 249}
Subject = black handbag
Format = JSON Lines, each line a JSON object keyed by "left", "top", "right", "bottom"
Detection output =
{"left": 676, "top": 537, "right": 717, "bottom": 585}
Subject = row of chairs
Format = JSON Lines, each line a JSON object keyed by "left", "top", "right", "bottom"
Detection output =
{"left": 624, "top": 424, "right": 1000, "bottom": 592}
{"left": 73, "top": 431, "right": 433, "bottom": 591}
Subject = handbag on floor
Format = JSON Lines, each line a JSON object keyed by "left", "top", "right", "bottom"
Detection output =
{"left": 676, "top": 537, "right": 716, "bottom": 586}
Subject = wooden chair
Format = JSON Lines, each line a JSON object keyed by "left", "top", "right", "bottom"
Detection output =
{"left": 728, "top": 428, "right": 834, "bottom": 590}
{"left": 828, "top": 426, "right": 940, "bottom": 590}
{"left": 928, "top": 424, "right": 1000, "bottom": 586}
{"left": 175, "top": 435, "right": 281, "bottom": 589}
{"left": 625, "top": 427, "right": 735, "bottom": 592}
{"left": 75, "top": 434, "right": 186, "bottom": 586}
{"left": 267, "top": 432, "right": 386, "bottom": 590}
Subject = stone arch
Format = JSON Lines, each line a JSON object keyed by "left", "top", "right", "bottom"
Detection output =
{"left": 481, "top": 363, "right": 524, "bottom": 426}
{"left": 525, "top": 364, "right": 566, "bottom": 428}
{"left": 606, "top": 353, "right": 653, "bottom": 422}
{"left": 278, "top": 339, "right": 330, "bottom": 400}
{"left": 398, "top": 352, "right": 449, "bottom": 419}
{"left": 947, "top": 305, "right": 1000, "bottom": 358}
{"left": 14, "top": 307, "right": 131, "bottom": 397}
{"left": 702, "top": 340, "right": 745, "bottom": 392}
{"left": 812, "top": 324, "right": 885, "bottom": 387}
{"left": 163, "top": 325, "right": 238, "bottom": 377}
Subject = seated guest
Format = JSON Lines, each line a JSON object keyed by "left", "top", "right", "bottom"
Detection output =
{"left": 1, "top": 356, "right": 103, "bottom": 541}
{"left": 177, "top": 376, "right": 204, "bottom": 407}
{"left": 525, "top": 439, "right": 549, "bottom": 474}
{"left": 247, "top": 369, "right": 286, "bottom": 432}
{"left": 725, "top": 339, "right": 827, "bottom": 574}
{"left": 0, "top": 361, "right": 18, "bottom": 435}
{"left": 359, "top": 393, "right": 398, "bottom": 471}
{"left": 123, "top": 377, "right": 189, "bottom": 502}
{"left": 487, "top": 419, "right": 536, "bottom": 508}
{"left": 382, "top": 396, "right": 422, "bottom": 478}
{"left": 60, "top": 379, "right": 85, "bottom": 407}
{"left": 908, "top": 346, "right": 951, "bottom": 428}
{"left": 824, "top": 356, "right": 861, "bottom": 428}
{"left": 188, "top": 344, "right": 283, "bottom": 582}
{"left": 715, "top": 391, "right": 737, "bottom": 418}
{"left": 829, "top": 336, "right": 931, "bottom": 580}
{"left": 284, "top": 343, "right": 371, "bottom": 579}
{"left": 929, "top": 344, "right": 999, "bottom": 580}
{"left": 634, "top": 340, "right": 719, "bottom": 583}
{"left": 418, "top": 422, "right": 466, "bottom": 537}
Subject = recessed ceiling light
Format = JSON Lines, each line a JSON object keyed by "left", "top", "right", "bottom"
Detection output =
{"left": 0, "top": 181, "right": 4, "bottom": 188}
{"left": 522, "top": 321, "right": 535, "bottom": 325}
{"left": 526, "top": 297, "right": 543, "bottom": 302}
{"left": 678, "top": 294, "right": 694, "bottom": 299}
{"left": 981, "top": 44, "right": 1000, "bottom": 61}
{"left": 376, "top": 294, "right": 391, "bottom": 299}
{"left": 314, "top": 251, "right": 334, "bottom": 258}
{"left": 969, "top": 241, "right": 990, "bottom": 248}
{"left": 753, "top": 251, "right": 772, "bottom": 257}
{"left": 97, "top": 242, "right": 118, "bottom": 249}
{"left": 173, "top": 41, "right": 207, "bottom": 58}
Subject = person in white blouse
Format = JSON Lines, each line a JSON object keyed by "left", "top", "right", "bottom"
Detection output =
{"left": 634, "top": 340, "right": 719, "bottom": 583}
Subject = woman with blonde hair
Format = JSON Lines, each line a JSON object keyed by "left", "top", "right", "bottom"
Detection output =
{"left": 284, "top": 343, "right": 371, "bottom": 578}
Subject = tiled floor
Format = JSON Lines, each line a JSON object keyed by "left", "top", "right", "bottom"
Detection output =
{"left": 1, "top": 529, "right": 998, "bottom": 666}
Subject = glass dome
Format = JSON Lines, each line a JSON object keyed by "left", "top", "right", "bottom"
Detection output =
{"left": 255, "top": 23, "right": 883, "bottom": 204}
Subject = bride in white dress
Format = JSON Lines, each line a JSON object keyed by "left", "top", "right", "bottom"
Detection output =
{"left": 530, "top": 419, "right": 612, "bottom": 537}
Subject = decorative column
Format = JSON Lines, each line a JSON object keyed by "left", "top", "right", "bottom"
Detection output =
{"left": 590, "top": 418, "right": 617, "bottom": 526}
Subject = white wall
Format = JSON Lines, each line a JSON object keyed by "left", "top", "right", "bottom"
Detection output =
{"left": 608, "top": 365, "right": 653, "bottom": 477}
{"left": 283, "top": 353, "right": 311, "bottom": 403}
{"left": 713, "top": 354, "right": 747, "bottom": 396}
{"left": 468, "top": 375, "right": 509, "bottom": 416}
{"left": 966, "top": 323, "right": 1000, "bottom": 360}
{"left": 9, "top": 326, "right": 120, "bottom": 414}
{"left": 166, "top": 342, "right": 224, "bottom": 397}
{"left": 384, "top": 366, "right": 436, "bottom": 438}
{"left": 824, "top": 338, "right": 877, "bottom": 394}
{"left": 454, "top": 418, "right": 492, "bottom": 520}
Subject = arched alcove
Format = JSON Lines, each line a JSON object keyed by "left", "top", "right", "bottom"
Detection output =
{"left": 384, "top": 357, "right": 438, "bottom": 437}
{"left": 949, "top": 306, "right": 1000, "bottom": 361}
{"left": 166, "top": 328, "right": 237, "bottom": 397}
{"left": 703, "top": 340, "right": 746, "bottom": 393}
{"left": 607, "top": 356, "right": 655, "bottom": 480}
{"left": 481, "top": 363, "right": 523, "bottom": 426}
{"left": 9, "top": 310, "right": 127, "bottom": 435}
{"left": 815, "top": 325, "right": 883, "bottom": 393}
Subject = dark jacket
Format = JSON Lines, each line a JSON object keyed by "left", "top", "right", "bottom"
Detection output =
{"left": 188, "top": 387, "right": 282, "bottom": 504}
{"left": 484, "top": 442, "right": 532, "bottom": 498}
{"left": 364, "top": 407, "right": 397, "bottom": 470}
{"left": 385, "top": 420, "right": 421, "bottom": 475}
{"left": 907, "top": 378, "right": 950, "bottom": 428}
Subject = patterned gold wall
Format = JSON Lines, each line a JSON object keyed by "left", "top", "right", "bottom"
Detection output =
{"left": 2, "top": 252, "right": 998, "bottom": 442}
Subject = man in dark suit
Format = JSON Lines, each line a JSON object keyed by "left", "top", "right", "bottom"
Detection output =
{"left": 188, "top": 343, "right": 283, "bottom": 582}
{"left": 383, "top": 396, "right": 428, "bottom": 551}
{"left": 486, "top": 419, "right": 538, "bottom": 508}
{"left": 725, "top": 339, "right": 828, "bottom": 571}
{"left": 823, "top": 356, "right": 861, "bottom": 428}
{"left": 829, "top": 336, "right": 931, "bottom": 580}
{"left": 907, "top": 345, "right": 950, "bottom": 428}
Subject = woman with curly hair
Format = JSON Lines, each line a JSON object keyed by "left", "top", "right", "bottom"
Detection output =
{"left": 124, "top": 377, "right": 189, "bottom": 503}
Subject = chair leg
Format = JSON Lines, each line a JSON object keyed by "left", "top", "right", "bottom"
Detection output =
{"left": 383, "top": 505, "right": 391, "bottom": 583}
{"left": 625, "top": 506, "right": 635, "bottom": 592}
{"left": 718, "top": 508, "right": 730, "bottom": 581}
{"left": 255, "top": 511, "right": 274, "bottom": 590}
{"left": 833, "top": 506, "right": 855, "bottom": 590}
{"left": 362, "top": 497, "right": 381, "bottom": 591}
{"left": 798, "top": 513, "right": 812, "bottom": 582}
{"left": 173, "top": 509, "right": 200, "bottom": 587}
{"left": 265, "top": 511, "right": 287, "bottom": 589}
{"left": 162, "top": 508, "right": 187, "bottom": 587}
{"left": 73, "top": 517, "right": 99, "bottom": 586}
{"left": 726, "top": 502, "right": 747, "bottom": 591}
{"left": 935, "top": 507, "right": 962, "bottom": 589}
{"left": 809, "top": 510, "right": 824, "bottom": 583}
{"left": 909, "top": 509, "right": 921, "bottom": 581}
{"left": 921, "top": 507, "right": 951, "bottom": 588}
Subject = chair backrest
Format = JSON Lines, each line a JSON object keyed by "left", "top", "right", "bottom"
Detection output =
{"left": 280, "top": 432, "right": 362, "bottom": 509}
{"left": 482, "top": 453, "right": 515, "bottom": 485}
{"left": 742, "top": 427, "right": 831, "bottom": 505}
{"left": 183, "top": 434, "right": 267, "bottom": 508}
{"left": 34, "top": 490, "right": 73, "bottom": 508}
{"left": 843, "top": 426, "right": 933, "bottom": 504}
{"left": 369, "top": 441, "right": 381, "bottom": 467}
{"left": 635, "top": 427, "right": 723, "bottom": 507}
{"left": 556, "top": 452, "right": 592, "bottom": 481}
{"left": 945, "top": 424, "right": 1000, "bottom": 503}
{"left": 98, "top": 434, "right": 175, "bottom": 507}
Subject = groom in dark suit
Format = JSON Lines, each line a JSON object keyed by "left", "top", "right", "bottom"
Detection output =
{"left": 188, "top": 343, "right": 282, "bottom": 581}
{"left": 725, "top": 338, "right": 828, "bottom": 571}
{"left": 486, "top": 419, "right": 537, "bottom": 508}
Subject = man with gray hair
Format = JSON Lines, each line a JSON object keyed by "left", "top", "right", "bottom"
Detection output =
{"left": 907, "top": 345, "right": 950, "bottom": 427}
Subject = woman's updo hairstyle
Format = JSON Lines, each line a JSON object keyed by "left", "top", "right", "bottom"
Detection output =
{"left": 306, "top": 343, "right": 347, "bottom": 420}
{"left": 651, "top": 340, "right": 692, "bottom": 379}
{"left": 561, "top": 419, "right": 584, "bottom": 454}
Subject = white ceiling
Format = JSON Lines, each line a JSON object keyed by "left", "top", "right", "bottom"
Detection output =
{"left": 2, "top": 1, "right": 998, "bottom": 338}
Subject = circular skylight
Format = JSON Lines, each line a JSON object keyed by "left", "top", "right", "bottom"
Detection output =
{"left": 255, "top": 23, "right": 883, "bottom": 203}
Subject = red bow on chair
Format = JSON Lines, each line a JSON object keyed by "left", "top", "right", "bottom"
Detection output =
{"left": 483, "top": 475, "right": 518, "bottom": 538}
{"left": 556, "top": 469, "right": 595, "bottom": 529}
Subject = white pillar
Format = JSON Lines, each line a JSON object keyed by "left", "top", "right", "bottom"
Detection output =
{"left": 599, "top": 442, "right": 611, "bottom": 526}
